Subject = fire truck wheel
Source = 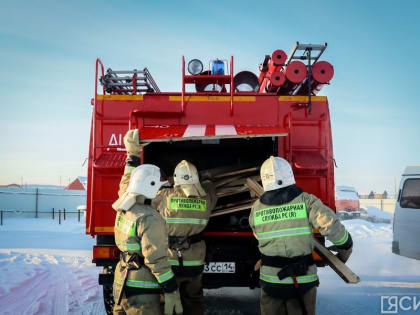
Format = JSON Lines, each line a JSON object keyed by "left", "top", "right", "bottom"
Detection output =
{"left": 103, "top": 267, "right": 115, "bottom": 315}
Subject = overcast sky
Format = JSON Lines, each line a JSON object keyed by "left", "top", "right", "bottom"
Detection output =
{"left": 1, "top": 0, "right": 419, "bottom": 194}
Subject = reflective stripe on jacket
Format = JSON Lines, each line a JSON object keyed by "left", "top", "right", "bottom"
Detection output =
{"left": 114, "top": 205, "right": 174, "bottom": 290}
{"left": 152, "top": 182, "right": 216, "bottom": 269}
{"left": 260, "top": 273, "right": 318, "bottom": 285}
{"left": 249, "top": 191, "right": 349, "bottom": 285}
{"left": 114, "top": 165, "right": 175, "bottom": 291}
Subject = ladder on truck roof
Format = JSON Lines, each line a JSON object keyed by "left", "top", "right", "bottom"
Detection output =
{"left": 99, "top": 67, "right": 160, "bottom": 95}
{"left": 285, "top": 42, "right": 327, "bottom": 65}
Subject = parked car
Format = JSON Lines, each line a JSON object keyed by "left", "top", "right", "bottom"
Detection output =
{"left": 335, "top": 186, "right": 360, "bottom": 212}
{"left": 335, "top": 186, "right": 360, "bottom": 220}
{"left": 392, "top": 165, "right": 420, "bottom": 260}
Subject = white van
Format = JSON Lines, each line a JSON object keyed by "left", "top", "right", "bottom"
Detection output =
{"left": 392, "top": 165, "right": 420, "bottom": 260}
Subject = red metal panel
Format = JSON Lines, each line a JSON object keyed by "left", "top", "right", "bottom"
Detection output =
{"left": 86, "top": 118, "right": 94, "bottom": 235}
{"left": 235, "top": 125, "right": 287, "bottom": 136}
{"left": 205, "top": 125, "right": 215, "bottom": 136}
{"left": 293, "top": 151, "right": 328, "bottom": 170}
{"left": 95, "top": 153, "right": 126, "bottom": 169}
{"left": 137, "top": 124, "right": 287, "bottom": 142}
{"left": 184, "top": 75, "right": 231, "bottom": 84}
{"left": 87, "top": 93, "right": 335, "bottom": 234}
{"left": 140, "top": 125, "right": 187, "bottom": 140}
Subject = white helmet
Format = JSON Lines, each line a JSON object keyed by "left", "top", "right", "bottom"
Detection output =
{"left": 112, "top": 164, "right": 168, "bottom": 211}
{"left": 174, "top": 160, "right": 206, "bottom": 197}
{"left": 260, "top": 156, "right": 295, "bottom": 192}
{"left": 127, "top": 164, "right": 168, "bottom": 198}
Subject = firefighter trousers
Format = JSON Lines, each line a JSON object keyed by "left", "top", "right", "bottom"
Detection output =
{"left": 113, "top": 293, "right": 162, "bottom": 315}
{"left": 260, "top": 286, "right": 317, "bottom": 315}
{"left": 176, "top": 274, "right": 204, "bottom": 315}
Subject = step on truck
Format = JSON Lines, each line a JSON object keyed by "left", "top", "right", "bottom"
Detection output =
{"left": 86, "top": 42, "right": 336, "bottom": 313}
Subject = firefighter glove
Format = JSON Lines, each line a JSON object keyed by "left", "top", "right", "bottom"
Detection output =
{"left": 164, "top": 289, "right": 183, "bottom": 315}
{"left": 124, "top": 129, "right": 141, "bottom": 157}
{"left": 328, "top": 245, "right": 353, "bottom": 263}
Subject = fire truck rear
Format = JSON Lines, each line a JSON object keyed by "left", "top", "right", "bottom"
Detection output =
{"left": 86, "top": 42, "right": 336, "bottom": 313}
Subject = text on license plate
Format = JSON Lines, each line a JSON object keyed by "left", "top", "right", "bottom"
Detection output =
{"left": 204, "top": 262, "right": 235, "bottom": 273}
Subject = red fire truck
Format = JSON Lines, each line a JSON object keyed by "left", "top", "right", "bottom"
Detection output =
{"left": 86, "top": 42, "right": 335, "bottom": 313}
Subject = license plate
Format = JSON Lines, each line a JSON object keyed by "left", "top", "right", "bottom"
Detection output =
{"left": 204, "top": 262, "right": 235, "bottom": 273}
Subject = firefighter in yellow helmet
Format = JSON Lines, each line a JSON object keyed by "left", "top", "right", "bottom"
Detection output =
{"left": 152, "top": 160, "right": 217, "bottom": 315}
{"left": 249, "top": 156, "right": 352, "bottom": 315}
{"left": 112, "top": 130, "right": 183, "bottom": 315}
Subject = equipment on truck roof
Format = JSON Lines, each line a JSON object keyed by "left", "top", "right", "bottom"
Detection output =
{"left": 99, "top": 67, "right": 160, "bottom": 94}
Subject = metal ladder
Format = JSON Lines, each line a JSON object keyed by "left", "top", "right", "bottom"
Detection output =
{"left": 100, "top": 68, "right": 160, "bottom": 95}
{"left": 285, "top": 112, "right": 332, "bottom": 204}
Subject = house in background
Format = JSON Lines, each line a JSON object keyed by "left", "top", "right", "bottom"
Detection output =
{"left": 65, "top": 176, "right": 87, "bottom": 191}
{"left": 360, "top": 190, "right": 389, "bottom": 199}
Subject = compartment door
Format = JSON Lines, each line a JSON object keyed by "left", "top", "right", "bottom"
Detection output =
{"left": 139, "top": 124, "right": 288, "bottom": 143}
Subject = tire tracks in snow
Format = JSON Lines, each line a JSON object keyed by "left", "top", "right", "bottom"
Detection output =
{"left": 0, "top": 250, "right": 105, "bottom": 315}
{"left": 0, "top": 263, "right": 50, "bottom": 314}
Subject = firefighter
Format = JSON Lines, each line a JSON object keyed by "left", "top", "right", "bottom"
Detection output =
{"left": 249, "top": 156, "right": 353, "bottom": 315}
{"left": 152, "top": 160, "right": 217, "bottom": 315}
{"left": 112, "top": 130, "right": 183, "bottom": 315}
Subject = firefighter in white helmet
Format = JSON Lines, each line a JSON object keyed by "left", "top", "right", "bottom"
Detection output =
{"left": 152, "top": 160, "right": 217, "bottom": 315}
{"left": 249, "top": 156, "right": 352, "bottom": 315}
{"left": 113, "top": 130, "right": 183, "bottom": 315}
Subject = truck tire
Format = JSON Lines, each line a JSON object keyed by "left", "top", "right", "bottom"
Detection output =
{"left": 102, "top": 267, "right": 114, "bottom": 315}
{"left": 103, "top": 285, "right": 114, "bottom": 315}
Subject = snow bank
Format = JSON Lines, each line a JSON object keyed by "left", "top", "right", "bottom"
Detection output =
{"left": 323, "top": 219, "right": 419, "bottom": 278}
{"left": 365, "top": 206, "right": 393, "bottom": 220}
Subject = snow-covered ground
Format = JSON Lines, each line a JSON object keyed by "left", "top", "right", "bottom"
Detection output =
{"left": 365, "top": 205, "right": 394, "bottom": 221}
{"left": 318, "top": 219, "right": 420, "bottom": 315}
{"left": 0, "top": 219, "right": 101, "bottom": 314}
{"left": 1, "top": 216, "right": 420, "bottom": 314}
